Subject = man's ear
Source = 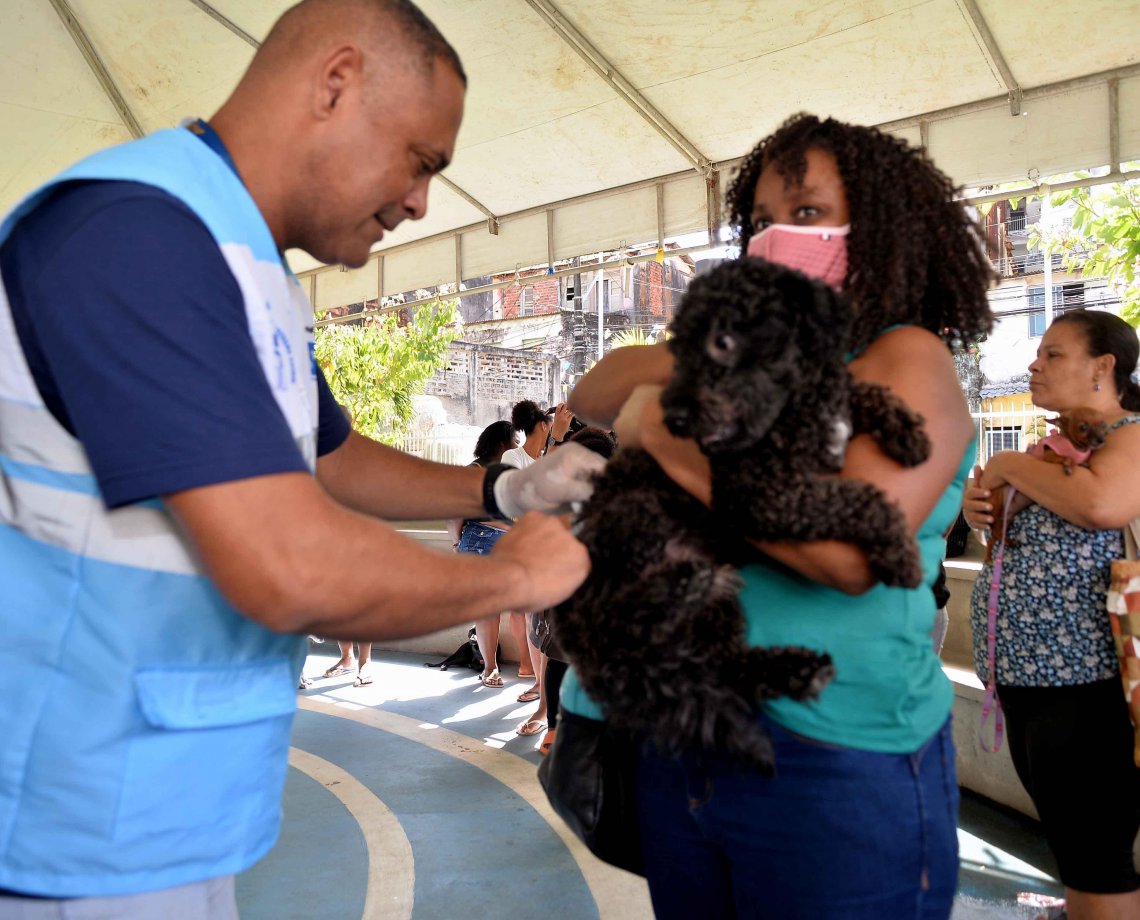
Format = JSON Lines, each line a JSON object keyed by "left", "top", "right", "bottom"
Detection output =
{"left": 312, "top": 44, "right": 363, "bottom": 120}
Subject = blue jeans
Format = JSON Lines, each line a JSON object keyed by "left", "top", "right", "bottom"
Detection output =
{"left": 457, "top": 522, "right": 505, "bottom": 555}
{"left": 635, "top": 715, "right": 959, "bottom": 920}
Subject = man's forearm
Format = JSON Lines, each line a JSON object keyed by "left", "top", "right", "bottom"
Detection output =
{"left": 166, "top": 474, "right": 585, "bottom": 640}
{"left": 317, "top": 430, "right": 487, "bottom": 520}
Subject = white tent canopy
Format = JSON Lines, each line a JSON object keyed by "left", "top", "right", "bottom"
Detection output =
{"left": 2, "top": 0, "right": 1138, "bottom": 310}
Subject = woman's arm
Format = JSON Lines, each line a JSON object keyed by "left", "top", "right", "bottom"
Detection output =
{"left": 568, "top": 342, "right": 673, "bottom": 427}
{"left": 979, "top": 423, "right": 1140, "bottom": 529}
{"left": 625, "top": 328, "right": 975, "bottom": 594}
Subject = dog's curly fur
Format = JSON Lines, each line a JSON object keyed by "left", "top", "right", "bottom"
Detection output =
{"left": 554, "top": 259, "right": 931, "bottom": 771}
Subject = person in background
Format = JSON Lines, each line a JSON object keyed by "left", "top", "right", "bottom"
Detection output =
{"left": 501, "top": 400, "right": 573, "bottom": 734}
{"left": 316, "top": 403, "right": 376, "bottom": 687}
{"left": 0, "top": 1, "right": 600, "bottom": 912}
{"left": 449, "top": 420, "right": 518, "bottom": 687}
{"left": 538, "top": 425, "right": 616, "bottom": 756}
{"left": 930, "top": 563, "right": 951, "bottom": 656}
{"left": 321, "top": 641, "right": 374, "bottom": 686}
{"left": 566, "top": 113, "right": 994, "bottom": 919}
{"left": 964, "top": 310, "right": 1140, "bottom": 920}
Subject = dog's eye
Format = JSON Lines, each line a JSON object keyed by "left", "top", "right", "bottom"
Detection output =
{"left": 707, "top": 331, "right": 737, "bottom": 365}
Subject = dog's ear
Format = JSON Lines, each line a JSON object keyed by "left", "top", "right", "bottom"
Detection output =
{"left": 761, "top": 267, "right": 844, "bottom": 361}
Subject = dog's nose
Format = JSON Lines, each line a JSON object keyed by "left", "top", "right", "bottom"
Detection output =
{"left": 662, "top": 405, "right": 691, "bottom": 435}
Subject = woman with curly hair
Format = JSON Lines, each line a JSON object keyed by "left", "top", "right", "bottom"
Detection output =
{"left": 564, "top": 113, "right": 994, "bottom": 919}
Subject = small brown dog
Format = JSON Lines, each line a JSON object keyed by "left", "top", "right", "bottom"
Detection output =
{"left": 986, "top": 407, "right": 1109, "bottom": 561}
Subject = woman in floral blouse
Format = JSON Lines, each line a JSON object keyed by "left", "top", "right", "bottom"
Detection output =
{"left": 964, "top": 309, "right": 1140, "bottom": 920}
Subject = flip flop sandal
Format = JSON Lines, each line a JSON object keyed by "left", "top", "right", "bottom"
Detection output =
{"left": 481, "top": 670, "right": 504, "bottom": 688}
{"left": 516, "top": 689, "right": 540, "bottom": 703}
{"left": 516, "top": 719, "right": 547, "bottom": 737}
{"left": 353, "top": 673, "right": 373, "bottom": 687}
{"left": 323, "top": 665, "right": 354, "bottom": 678}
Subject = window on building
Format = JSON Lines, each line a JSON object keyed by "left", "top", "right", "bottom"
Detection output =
{"left": 519, "top": 286, "right": 536, "bottom": 316}
{"left": 1028, "top": 283, "right": 1085, "bottom": 334}
{"left": 986, "top": 427, "right": 1021, "bottom": 455}
{"left": 1027, "top": 283, "right": 1083, "bottom": 309}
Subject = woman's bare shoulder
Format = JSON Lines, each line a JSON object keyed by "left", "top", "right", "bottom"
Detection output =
{"left": 852, "top": 326, "right": 957, "bottom": 381}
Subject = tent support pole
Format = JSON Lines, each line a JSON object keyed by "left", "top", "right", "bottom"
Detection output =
{"left": 48, "top": 0, "right": 143, "bottom": 139}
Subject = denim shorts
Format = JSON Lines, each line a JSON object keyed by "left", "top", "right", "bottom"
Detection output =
{"left": 457, "top": 522, "right": 505, "bottom": 556}
{"left": 635, "top": 714, "right": 959, "bottom": 919}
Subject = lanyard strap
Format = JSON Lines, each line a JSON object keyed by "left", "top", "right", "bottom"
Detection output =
{"left": 979, "top": 487, "right": 1017, "bottom": 753}
{"left": 185, "top": 118, "right": 293, "bottom": 274}
{"left": 187, "top": 118, "right": 241, "bottom": 180}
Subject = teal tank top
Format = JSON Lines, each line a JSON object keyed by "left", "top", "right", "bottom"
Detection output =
{"left": 737, "top": 439, "right": 971, "bottom": 752}
{"left": 562, "top": 333, "right": 974, "bottom": 753}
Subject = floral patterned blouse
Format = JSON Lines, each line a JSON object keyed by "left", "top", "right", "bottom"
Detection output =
{"left": 970, "top": 414, "right": 1140, "bottom": 687}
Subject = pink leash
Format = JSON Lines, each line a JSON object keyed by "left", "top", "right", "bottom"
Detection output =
{"left": 979, "top": 486, "right": 1017, "bottom": 753}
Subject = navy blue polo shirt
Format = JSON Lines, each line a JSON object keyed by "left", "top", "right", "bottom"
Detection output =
{"left": 0, "top": 180, "right": 349, "bottom": 508}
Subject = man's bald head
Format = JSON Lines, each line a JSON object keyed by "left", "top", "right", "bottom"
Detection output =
{"left": 211, "top": 0, "right": 466, "bottom": 267}
{"left": 250, "top": 0, "right": 465, "bottom": 88}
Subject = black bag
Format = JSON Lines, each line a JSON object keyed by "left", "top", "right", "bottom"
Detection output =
{"left": 945, "top": 510, "right": 970, "bottom": 558}
{"left": 536, "top": 710, "right": 644, "bottom": 876}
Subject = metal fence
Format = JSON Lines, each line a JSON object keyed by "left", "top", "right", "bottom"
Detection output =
{"left": 394, "top": 431, "right": 479, "bottom": 467}
{"left": 970, "top": 404, "right": 1048, "bottom": 468}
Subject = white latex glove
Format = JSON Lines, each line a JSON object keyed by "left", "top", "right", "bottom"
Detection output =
{"left": 493, "top": 442, "right": 607, "bottom": 519}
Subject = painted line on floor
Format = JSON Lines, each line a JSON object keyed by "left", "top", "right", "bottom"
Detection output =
{"left": 288, "top": 746, "right": 415, "bottom": 920}
{"left": 296, "top": 695, "right": 651, "bottom": 920}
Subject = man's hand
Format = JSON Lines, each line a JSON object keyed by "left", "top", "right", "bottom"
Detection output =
{"left": 490, "top": 512, "right": 590, "bottom": 609}
{"left": 494, "top": 442, "right": 606, "bottom": 519}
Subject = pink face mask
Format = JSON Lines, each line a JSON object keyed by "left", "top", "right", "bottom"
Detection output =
{"left": 745, "top": 223, "right": 850, "bottom": 289}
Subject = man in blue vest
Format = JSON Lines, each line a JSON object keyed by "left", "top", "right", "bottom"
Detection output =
{"left": 0, "top": 0, "right": 600, "bottom": 915}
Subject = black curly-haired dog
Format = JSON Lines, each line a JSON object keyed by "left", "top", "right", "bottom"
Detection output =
{"left": 553, "top": 258, "right": 931, "bottom": 771}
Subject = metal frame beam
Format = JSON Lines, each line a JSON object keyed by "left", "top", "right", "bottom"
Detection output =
{"left": 522, "top": 0, "right": 713, "bottom": 176}
{"left": 300, "top": 63, "right": 1140, "bottom": 295}
{"left": 878, "top": 62, "right": 1140, "bottom": 134}
{"left": 48, "top": 0, "right": 143, "bottom": 139}
{"left": 183, "top": 0, "right": 259, "bottom": 48}
{"left": 436, "top": 176, "right": 499, "bottom": 232}
{"left": 954, "top": 0, "right": 1022, "bottom": 115}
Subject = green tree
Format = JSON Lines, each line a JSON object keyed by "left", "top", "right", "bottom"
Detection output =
{"left": 315, "top": 299, "right": 460, "bottom": 443}
{"left": 1030, "top": 174, "right": 1140, "bottom": 326}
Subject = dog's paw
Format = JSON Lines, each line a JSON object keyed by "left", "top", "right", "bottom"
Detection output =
{"left": 884, "top": 420, "right": 932, "bottom": 468}
{"left": 785, "top": 655, "right": 835, "bottom": 701}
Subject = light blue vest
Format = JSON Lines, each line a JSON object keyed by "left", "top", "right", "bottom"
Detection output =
{"left": 0, "top": 128, "right": 317, "bottom": 896}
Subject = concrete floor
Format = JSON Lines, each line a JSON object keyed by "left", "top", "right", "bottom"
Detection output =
{"left": 235, "top": 645, "right": 1063, "bottom": 920}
